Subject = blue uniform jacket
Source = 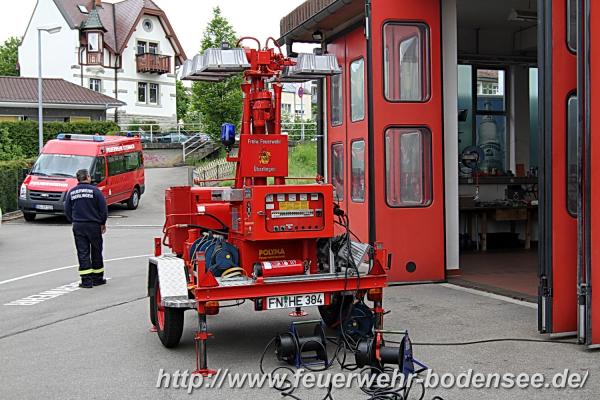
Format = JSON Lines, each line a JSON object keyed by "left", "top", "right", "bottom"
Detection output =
{"left": 64, "top": 183, "right": 108, "bottom": 225}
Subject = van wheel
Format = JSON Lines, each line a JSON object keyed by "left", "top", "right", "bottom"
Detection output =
{"left": 23, "top": 212, "right": 36, "bottom": 222}
{"left": 127, "top": 188, "right": 140, "bottom": 210}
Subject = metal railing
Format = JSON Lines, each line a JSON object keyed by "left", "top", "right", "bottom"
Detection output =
{"left": 183, "top": 133, "right": 219, "bottom": 162}
{"left": 118, "top": 123, "right": 203, "bottom": 144}
{"left": 118, "top": 121, "right": 319, "bottom": 150}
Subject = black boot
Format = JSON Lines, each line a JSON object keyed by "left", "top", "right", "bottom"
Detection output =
{"left": 92, "top": 273, "right": 107, "bottom": 286}
{"left": 79, "top": 277, "right": 93, "bottom": 289}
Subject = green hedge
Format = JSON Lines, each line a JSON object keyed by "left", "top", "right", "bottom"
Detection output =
{"left": 0, "top": 159, "right": 31, "bottom": 214}
{"left": 0, "top": 121, "right": 119, "bottom": 158}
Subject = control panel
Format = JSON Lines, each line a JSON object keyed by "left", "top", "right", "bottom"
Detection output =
{"left": 265, "top": 192, "right": 325, "bottom": 232}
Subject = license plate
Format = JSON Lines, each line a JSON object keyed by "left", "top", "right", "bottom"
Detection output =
{"left": 35, "top": 204, "right": 53, "bottom": 211}
{"left": 266, "top": 293, "right": 325, "bottom": 310}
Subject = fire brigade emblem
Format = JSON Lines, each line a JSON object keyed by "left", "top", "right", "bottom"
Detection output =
{"left": 258, "top": 148, "right": 272, "bottom": 165}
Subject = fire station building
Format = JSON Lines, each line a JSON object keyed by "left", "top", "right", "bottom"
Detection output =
{"left": 278, "top": 0, "right": 600, "bottom": 348}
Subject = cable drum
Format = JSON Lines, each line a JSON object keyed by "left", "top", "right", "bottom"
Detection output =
{"left": 275, "top": 322, "right": 328, "bottom": 368}
{"left": 189, "top": 233, "right": 240, "bottom": 277}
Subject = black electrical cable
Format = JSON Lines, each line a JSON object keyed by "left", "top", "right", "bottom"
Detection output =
{"left": 259, "top": 336, "right": 336, "bottom": 399}
{"left": 219, "top": 299, "right": 246, "bottom": 308}
{"left": 186, "top": 223, "right": 229, "bottom": 236}
{"left": 197, "top": 212, "right": 229, "bottom": 231}
{"left": 393, "top": 337, "right": 579, "bottom": 346}
{"left": 334, "top": 220, "right": 362, "bottom": 242}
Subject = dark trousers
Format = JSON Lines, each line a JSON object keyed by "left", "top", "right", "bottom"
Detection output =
{"left": 73, "top": 222, "right": 104, "bottom": 283}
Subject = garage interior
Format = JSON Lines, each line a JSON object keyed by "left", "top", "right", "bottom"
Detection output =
{"left": 451, "top": 0, "right": 539, "bottom": 301}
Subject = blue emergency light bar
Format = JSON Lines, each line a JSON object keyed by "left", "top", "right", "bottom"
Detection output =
{"left": 56, "top": 133, "right": 105, "bottom": 142}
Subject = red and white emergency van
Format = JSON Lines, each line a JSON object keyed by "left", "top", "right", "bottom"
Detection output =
{"left": 18, "top": 134, "right": 145, "bottom": 221}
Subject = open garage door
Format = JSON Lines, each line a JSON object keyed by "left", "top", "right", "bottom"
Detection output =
{"left": 582, "top": 0, "right": 600, "bottom": 348}
{"left": 369, "top": 0, "right": 446, "bottom": 282}
{"left": 538, "top": 0, "right": 578, "bottom": 335}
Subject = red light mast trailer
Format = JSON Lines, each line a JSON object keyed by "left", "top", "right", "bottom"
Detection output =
{"left": 147, "top": 39, "right": 388, "bottom": 375}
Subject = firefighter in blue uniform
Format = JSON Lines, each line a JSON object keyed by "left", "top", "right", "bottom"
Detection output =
{"left": 65, "top": 169, "right": 108, "bottom": 288}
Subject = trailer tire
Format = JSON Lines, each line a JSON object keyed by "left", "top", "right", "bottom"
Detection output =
{"left": 154, "top": 279, "right": 184, "bottom": 348}
{"left": 318, "top": 294, "right": 354, "bottom": 329}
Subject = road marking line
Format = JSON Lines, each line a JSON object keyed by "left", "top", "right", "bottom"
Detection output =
{"left": 4, "top": 278, "right": 113, "bottom": 306}
{"left": 4, "top": 281, "right": 81, "bottom": 306}
{"left": 440, "top": 283, "right": 538, "bottom": 309}
{"left": 0, "top": 254, "right": 151, "bottom": 286}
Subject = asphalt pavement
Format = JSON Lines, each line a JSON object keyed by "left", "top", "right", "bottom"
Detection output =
{"left": 0, "top": 167, "right": 597, "bottom": 400}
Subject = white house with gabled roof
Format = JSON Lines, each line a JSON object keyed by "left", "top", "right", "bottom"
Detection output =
{"left": 18, "top": 0, "right": 187, "bottom": 126}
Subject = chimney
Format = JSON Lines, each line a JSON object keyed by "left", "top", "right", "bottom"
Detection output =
{"left": 95, "top": 0, "right": 102, "bottom": 7}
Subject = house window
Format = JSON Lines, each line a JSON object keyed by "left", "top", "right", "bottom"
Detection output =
{"left": 70, "top": 116, "right": 91, "bottom": 123}
{"left": 281, "top": 103, "right": 292, "bottom": 114}
{"left": 149, "top": 83, "right": 159, "bottom": 104}
{"left": 137, "top": 41, "right": 147, "bottom": 55}
{"left": 143, "top": 19, "right": 154, "bottom": 33}
{"left": 89, "top": 78, "right": 101, "bottom": 92}
{"left": 0, "top": 115, "right": 22, "bottom": 121}
{"left": 138, "top": 82, "right": 159, "bottom": 105}
{"left": 148, "top": 43, "right": 159, "bottom": 55}
{"left": 138, "top": 82, "right": 147, "bottom": 103}
{"left": 87, "top": 32, "right": 102, "bottom": 53}
{"left": 137, "top": 41, "right": 158, "bottom": 55}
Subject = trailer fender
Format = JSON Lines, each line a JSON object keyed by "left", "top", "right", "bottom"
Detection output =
{"left": 148, "top": 256, "right": 188, "bottom": 302}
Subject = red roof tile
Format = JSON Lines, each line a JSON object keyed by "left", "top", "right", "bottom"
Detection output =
{"left": 53, "top": 0, "right": 185, "bottom": 62}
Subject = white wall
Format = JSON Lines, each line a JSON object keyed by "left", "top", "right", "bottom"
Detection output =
{"left": 114, "top": 14, "right": 177, "bottom": 122}
{"left": 443, "top": 0, "right": 460, "bottom": 271}
{"left": 281, "top": 91, "right": 312, "bottom": 120}
{"left": 18, "top": 0, "right": 79, "bottom": 81}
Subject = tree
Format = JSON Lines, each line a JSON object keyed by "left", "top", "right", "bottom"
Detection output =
{"left": 0, "top": 37, "right": 21, "bottom": 76}
{"left": 190, "top": 7, "right": 243, "bottom": 139}
{"left": 176, "top": 80, "right": 190, "bottom": 122}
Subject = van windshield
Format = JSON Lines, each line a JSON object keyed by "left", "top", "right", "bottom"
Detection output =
{"left": 30, "top": 154, "right": 94, "bottom": 178}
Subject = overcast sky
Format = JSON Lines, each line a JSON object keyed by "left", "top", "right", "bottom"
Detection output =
{"left": 0, "top": 0, "right": 309, "bottom": 57}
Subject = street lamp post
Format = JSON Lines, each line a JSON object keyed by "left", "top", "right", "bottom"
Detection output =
{"left": 37, "top": 26, "right": 62, "bottom": 154}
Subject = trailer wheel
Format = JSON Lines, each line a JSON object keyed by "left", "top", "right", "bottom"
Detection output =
{"left": 126, "top": 188, "right": 140, "bottom": 210}
{"left": 154, "top": 279, "right": 184, "bottom": 348}
{"left": 318, "top": 294, "right": 354, "bottom": 329}
{"left": 23, "top": 212, "right": 36, "bottom": 222}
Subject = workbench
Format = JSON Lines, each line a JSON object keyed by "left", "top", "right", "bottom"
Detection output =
{"left": 460, "top": 204, "right": 538, "bottom": 251}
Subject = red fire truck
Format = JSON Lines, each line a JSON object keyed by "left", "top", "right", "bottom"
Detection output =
{"left": 18, "top": 134, "right": 145, "bottom": 221}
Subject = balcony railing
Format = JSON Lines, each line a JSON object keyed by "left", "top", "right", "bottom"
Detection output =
{"left": 136, "top": 53, "right": 171, "bottom": 74}
{"left": 87, "top": 52, "right": 103, "bottom": 65}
